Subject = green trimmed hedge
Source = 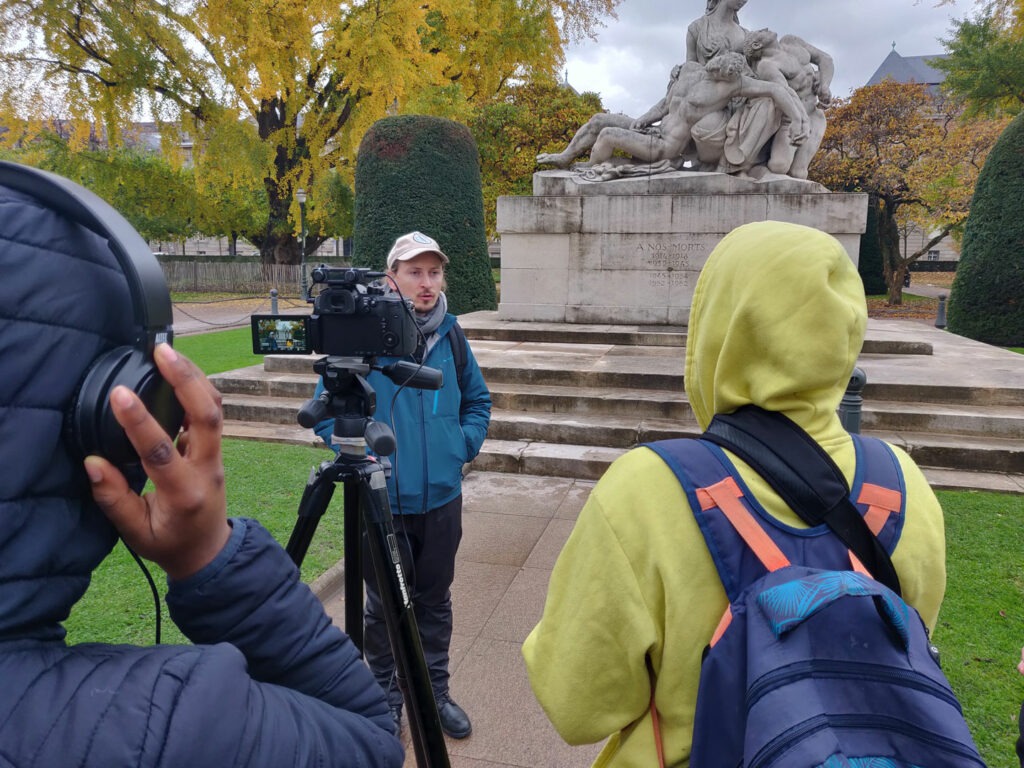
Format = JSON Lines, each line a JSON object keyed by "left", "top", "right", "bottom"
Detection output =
{"left": 858, "top": 195, "right": 887, "bottom": 295}
{"left": 352, "top": 115, "right": 497, "bottom": 315}
{"left": 948, "top": 113, "right": 1024, "bottom": 345}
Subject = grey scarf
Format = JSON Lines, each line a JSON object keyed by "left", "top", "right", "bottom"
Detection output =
{"left": 415, "top": 292, "right": 448, "bottom": 359}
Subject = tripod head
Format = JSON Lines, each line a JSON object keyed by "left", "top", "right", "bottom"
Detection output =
{"left": 297, "top": 355, "right": 443, "bottom": 456}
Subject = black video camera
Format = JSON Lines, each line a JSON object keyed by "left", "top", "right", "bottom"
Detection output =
{"left": 251, "top": 266, "right": 418, "bottom": 358}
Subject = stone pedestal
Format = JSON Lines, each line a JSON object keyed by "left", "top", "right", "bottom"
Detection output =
{"left": 496, "top": 170, "right": 868, "bottom": 325}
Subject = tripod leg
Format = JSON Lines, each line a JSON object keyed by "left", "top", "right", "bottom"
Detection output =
{"left": 286, "top": 461, "right": 339, "bottom": 566}
{"left": 343, "top": 481, "right": 363, "bottom": 652}
{"left": 359, "top": 467, "right": 450, "bottom": 768}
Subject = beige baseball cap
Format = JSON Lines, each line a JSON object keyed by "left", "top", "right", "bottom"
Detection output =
{"left": 386, "top": 231, "right": 450, "bottom": 270}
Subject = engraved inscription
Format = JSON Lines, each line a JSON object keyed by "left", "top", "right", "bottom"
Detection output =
{"left": 634, "top": 241, "right": 706, "bottom": 270}
{"left": 649, "top": 272, "right": 670, "bottom": 289}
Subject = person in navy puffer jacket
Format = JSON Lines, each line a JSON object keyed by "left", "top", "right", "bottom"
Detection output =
{"left": 0, "top": 176, "right": 404, "bottom": 767}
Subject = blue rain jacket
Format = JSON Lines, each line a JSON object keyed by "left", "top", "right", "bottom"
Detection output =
{"left": 314, "top": 313, "right": 491, "bottom": 514}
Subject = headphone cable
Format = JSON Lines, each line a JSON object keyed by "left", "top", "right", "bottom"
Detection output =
{"left": 125, "top": 541, "right": 162, "bottom": 645}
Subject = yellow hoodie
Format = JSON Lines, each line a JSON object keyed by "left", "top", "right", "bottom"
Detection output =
{"left": 521, "top": 221, "right": 946, "bottom": 768}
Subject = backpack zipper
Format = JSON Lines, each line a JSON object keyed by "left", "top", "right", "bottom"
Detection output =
{"left": 747, "top": 712, "right": 985, "bottom": 768}
{"left": 746, "top": 659, "right": 963, "bottom": 712}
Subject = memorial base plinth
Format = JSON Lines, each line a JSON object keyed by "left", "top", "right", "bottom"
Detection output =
{"left": 496, "top": 171, "right": 868, "bottom": 325}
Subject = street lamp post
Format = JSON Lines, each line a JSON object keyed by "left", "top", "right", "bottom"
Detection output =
{"left": 296, "top": 187, "right": 308, "bottom": 299}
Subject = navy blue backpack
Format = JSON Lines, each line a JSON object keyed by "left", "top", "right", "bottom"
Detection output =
{"left": 647, "top": 406, "right": 986, "bottom": 768}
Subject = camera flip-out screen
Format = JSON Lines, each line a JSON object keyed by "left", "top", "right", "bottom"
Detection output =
{"left": 251, "top": 315, "right": 312, "bottom": 355}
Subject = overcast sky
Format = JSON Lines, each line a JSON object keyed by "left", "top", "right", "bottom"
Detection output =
{"left": 561, "top": 0, "right": 965, "bottom": 117}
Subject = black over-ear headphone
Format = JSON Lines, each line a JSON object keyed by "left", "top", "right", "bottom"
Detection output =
{"left": 0, "top": 161, "right": 185, "bottom": 469}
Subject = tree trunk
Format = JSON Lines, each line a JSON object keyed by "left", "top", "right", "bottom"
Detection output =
{"left": 877, "top": 201, "right": 905, "bottom": 305}
{"left": 256, "top": 182, "right": 300, "bottom": 264}
{"left": 882, "top": 216, "right": 952, "bottom": 305}
{"left": 887, "top": 266, "right": 908, "bottom": 305}
{"left": 258, "top": 232, "right": 301, "bottom": 265}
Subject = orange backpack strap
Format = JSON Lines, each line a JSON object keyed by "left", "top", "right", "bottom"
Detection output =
{"left": 700, "top": 477, "right": 789, "bottom": 653}
{"left": 848, "top": 483, "right": 902, "bottom": 574}
{"left": 701, "top": 406, "right": 903, "bottom": 596}
{"left": 858, "top": 482, "right": 904, "bottom": 536}
{"left": 699, "top": 477, "right": 791, "bottom": 572}
{"left": 709, "top": 606, "right": 734, "bottom": 648}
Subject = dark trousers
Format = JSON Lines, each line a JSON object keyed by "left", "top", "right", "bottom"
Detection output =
{"left": 1018, "top": 700, "right": 1024, "bottom": 767}
{"left": 362, "top": 494, "right": 463, "bottom": 708}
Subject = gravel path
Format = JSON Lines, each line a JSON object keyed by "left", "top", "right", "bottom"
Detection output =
{"left": 172, "top": 296, "right": 308, "bottom": 336}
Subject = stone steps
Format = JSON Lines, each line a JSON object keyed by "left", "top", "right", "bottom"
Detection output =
{"left": 216, "top": 422, "right": 1024, "bottom": 495}
{"left": 213, "top": 383, "right": 1024, "bottom": 481}
{"left": 220, "top": 386, "right": 1024, "bottom": 446}
{"left": 457, "top": 311, "right": 933, "bottom": 355}
{"left": 248, "top": 346, "right": 1024, "bottom": 408}
{"left": 208, "top": 314, "right": 1024, "bottom": 494}
{"left": 861, "top": 400, "right": 1024, "bottom": 439}
{"left": 489, "top": 382, "right": 692, "bottom": 421}
{"left": 222, "top": 391, "right": 693, "bottom": 448}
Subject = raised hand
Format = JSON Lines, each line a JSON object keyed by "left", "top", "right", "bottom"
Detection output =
{"left": 84, "top": 344, "right": 231, "bottom": 581}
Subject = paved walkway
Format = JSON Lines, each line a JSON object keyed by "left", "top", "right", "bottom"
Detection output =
{"left": 904, "top": 281, "right": 953, "bottom": 300}
{"left": 317, "top": 472, "right": 605, "bottom": 768}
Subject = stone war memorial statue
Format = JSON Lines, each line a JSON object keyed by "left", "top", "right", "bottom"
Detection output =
{"left": 496, "top": 0, "right": 868, "bottom": 325}
{"left": 538, "top": 1, "right": 834, "bottom": 182}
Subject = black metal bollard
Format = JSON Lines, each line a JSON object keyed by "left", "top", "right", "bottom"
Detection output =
{"left": 838, "top": 366, "right": 867, "bottom": 434}
{"left": 270, "top": 288, "right": 279, "bottom": 314}
{"left": 935, "top": 294, "right": 947, "bottom": 329}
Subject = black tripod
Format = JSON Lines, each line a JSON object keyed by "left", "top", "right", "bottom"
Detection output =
{"left": 286, "top": 356, "right": 450, "bottom": 768}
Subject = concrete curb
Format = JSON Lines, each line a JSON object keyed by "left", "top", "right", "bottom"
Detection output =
{"left": 310, "top": 559, "right": 345, "bottom": 602}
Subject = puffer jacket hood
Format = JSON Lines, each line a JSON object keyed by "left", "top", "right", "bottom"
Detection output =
{"left": 685, "top": 220, "right": 867, "bottom": 437}
{"left": 0, "top": 182, "right": 137, "bottom": 640}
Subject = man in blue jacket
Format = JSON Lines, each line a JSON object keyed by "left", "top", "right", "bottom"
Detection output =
{"left": 314, "top": 231, "right": 492, "bottom": 740}
{"left": 0, "top": 174, "right": 404, "bottom": 767}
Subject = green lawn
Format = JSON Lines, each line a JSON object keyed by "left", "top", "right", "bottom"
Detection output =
{"left": 173, "top": 327, "right": 263, "bottom": 375}
{"left": 65, "top": 438, "right": 341, "bottom": 646}
{"left": 933, "top": 490, "right": 1024, "bottom": 767}
{"left": 171, "top": 291, "right": 245, "bottom": 302}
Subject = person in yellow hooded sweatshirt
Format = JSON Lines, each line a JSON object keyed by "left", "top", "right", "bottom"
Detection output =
{"left": 521, "top": 221, "right": 947, "bottom": 768}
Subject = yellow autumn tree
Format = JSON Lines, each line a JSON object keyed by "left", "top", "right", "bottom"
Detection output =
{"left": 469, "top": 79, "right": 603, "bottom": 237}
{"left": 0, "top": 0, "right": 618, "bottom": 263}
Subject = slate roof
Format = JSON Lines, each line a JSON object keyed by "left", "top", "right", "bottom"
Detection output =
{"left": 867, "top": 49, "right": 949, "bottom": 92}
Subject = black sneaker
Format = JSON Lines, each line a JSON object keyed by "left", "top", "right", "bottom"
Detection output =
{"left": 389, "top": 704, "right": 402, "bottom": 736}
{"left": 436, "top": 696, "right": 472, "bottom": 739}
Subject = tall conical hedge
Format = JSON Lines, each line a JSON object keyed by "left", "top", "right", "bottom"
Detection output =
{"left": 858, "top": 195, "right": 887, "bottom": 296}
{"left": 947, "top": 112, "right": 1024, "bottom": 345}
{"left": 352, "top": 115, "right": 497, "bottom": 315}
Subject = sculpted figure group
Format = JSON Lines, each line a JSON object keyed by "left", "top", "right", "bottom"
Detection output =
{"left": 537, "top": 0, "right": 834, "bottom": 181}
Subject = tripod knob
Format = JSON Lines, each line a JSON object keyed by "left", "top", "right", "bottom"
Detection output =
{"left": 297, "top": 391, "right": 330, "bottom": 428}
{"left": 365, "top": 420, "right": 396, "bottom": 456}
